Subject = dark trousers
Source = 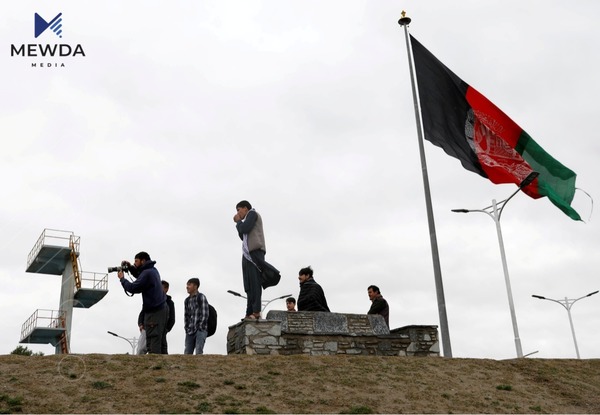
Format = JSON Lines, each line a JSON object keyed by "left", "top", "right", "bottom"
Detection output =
{"left": 161, "top": 306, "right": 171, "bottom": 354}
{"left": 161, "top": 333, "right": 169, "bottom": 354}
{"left": 242, "top": 250, "right": 264, "bottom": 316}
{"left": 144, "top": 304, "right": 167, "bottom": 354}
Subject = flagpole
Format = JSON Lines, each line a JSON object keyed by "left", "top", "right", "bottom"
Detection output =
{"left": 398, "top": 12, "right": 452, "bottom": 358}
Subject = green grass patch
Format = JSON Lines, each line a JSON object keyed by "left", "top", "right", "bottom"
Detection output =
{"left": 0, "top": 394, "right": 24, "bottom": 413}
{"left": 342, "top": 405, "right": 374, "bottom": 414}
{"left": 196, "top": 401, "right": 212, "bottom": 413}
{"left": 215, "top": 394, "right": 243, "bottom": 407}
{"left": 177, "top": 380, "right": 200, "bottom": 389}
{"left": 255, "top": 405, "right": 276, "bottom": 414}
{"left": 91, "top": 381, "right": 112, "bottom": 390}
{"left": 496, "top": 384, "right": 513, "bottom": 391}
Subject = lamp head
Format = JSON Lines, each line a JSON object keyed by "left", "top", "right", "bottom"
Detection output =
{"left": 520, "top": 172, "right": 539, "bottom": 188}
{"left": 227, "top": 290, "right": 242, "bottom": 297}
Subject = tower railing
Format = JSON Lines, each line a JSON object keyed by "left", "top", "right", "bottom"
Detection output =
{"left": 20, "top": 309, "right": 66, "bottom": 341}
{"left": 26, "top": 229, "right": 77, "bottom": 271}
{"left": 77, "top": 271, "right": 109, "bottom": 292}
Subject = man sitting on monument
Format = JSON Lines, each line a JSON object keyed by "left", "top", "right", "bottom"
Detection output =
{"left": 297, "top": 266, "right": 330, "bottom": 312}
{"left": 367, "top": 285, "right": 389, "bottom": 327}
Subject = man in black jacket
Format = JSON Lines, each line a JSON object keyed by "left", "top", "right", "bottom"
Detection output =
{"left": 297, "top": 266, "right": 330, "bottom": 312}
{"left": 367, "top": 285, "right": 389, "bottom": 327}
{"left": 161, "top": 280, "right": 176, "bottom": 353}
{"left": 119, "top": 251, "right": 167, "bottom": 354}
{"left": 138, "top": 280, "right": 176, "bottom": 354}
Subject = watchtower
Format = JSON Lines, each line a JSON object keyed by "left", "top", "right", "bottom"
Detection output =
{"left": 19, "top": 229, "right": 109, "bottom": 354}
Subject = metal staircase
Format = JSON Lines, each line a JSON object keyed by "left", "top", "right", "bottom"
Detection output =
{"left": 70, "top": 235, "right": 82, "bottom": 290}
{"left": 58, "top": 314, "right": 69, "bottom": 354}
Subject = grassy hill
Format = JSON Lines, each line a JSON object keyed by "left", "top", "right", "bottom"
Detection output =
{"left": 1, "top": 354, "right": 599, "bottom": 414}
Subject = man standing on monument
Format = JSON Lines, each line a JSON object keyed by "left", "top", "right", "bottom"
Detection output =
{"left": 233, "top": 200, "right": 266, "bottom": 320}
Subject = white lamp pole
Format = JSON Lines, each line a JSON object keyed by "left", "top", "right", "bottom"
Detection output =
{"left": 107, "top": 331, "right": 138, "bottom": 355}
{"left": 532, "top": 290, "right": 598, "bottom": 358}
{"left": 452, "top": 172, "right": 539, "bottom": 358}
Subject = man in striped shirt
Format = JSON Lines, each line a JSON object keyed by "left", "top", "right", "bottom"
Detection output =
{"left": 184, "top": 278, "right": 209, "bottom": 354}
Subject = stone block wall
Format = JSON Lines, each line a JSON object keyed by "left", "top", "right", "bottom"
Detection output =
{"left": 226, "top": 310, "right": 439, "bottom": 357}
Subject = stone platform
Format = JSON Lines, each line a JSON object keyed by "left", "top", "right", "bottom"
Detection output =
{"left": 227, "top": 310, "right": 439, "bottom": 356}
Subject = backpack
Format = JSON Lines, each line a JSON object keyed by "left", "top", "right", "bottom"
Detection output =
{"left": 197, "top": 293, "right": 217, "bottom": 337}
{"left": 207, "top": 304, "right": 217, "bottom": 337}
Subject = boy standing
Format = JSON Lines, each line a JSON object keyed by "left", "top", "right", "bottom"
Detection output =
{"left": 184, "top": 278, "right": 209, "bottom": 354}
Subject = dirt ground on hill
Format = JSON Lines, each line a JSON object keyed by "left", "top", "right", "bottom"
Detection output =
{"left": 1, "top": 354, "right": 599, "bottom": 414}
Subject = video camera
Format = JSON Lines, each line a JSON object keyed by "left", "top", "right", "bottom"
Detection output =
{"left": 108, "top": 261, "right": 130, "bottom": 273}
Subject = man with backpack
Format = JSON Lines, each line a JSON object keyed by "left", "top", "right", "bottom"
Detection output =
{"left": 183, "top": 277, "right": 209, "bottom": 354}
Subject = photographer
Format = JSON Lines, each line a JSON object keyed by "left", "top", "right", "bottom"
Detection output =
{"left": 117, "top": 251, "right": 167, "bottom": 354}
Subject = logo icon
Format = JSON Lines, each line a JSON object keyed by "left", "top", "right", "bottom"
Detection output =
{"left": 34, "top": 13, "right": 62, "bottom": 38}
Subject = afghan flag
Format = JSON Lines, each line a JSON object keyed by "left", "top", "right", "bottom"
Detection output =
{"left": 410, "top": 34, "right": 581, "bottom": 221}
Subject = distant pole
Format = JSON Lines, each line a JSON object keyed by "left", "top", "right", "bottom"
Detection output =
{"left": 261, "top": 294, "right": 294, "bottom": 314}
{"left": 532, "top": 290, "right": 599, "bottom": 358}
{"left": 227, "top": 290, "right": 293, "bottom": 314}
{"left": 107, "top": 331, "right": 137, "bottom": 355}
{"left": 398, "top": 11, "right": 452, "bottom": 358}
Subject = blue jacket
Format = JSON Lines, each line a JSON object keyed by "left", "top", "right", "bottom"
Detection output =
{"left": 121, "top": 260, "right": 166, "bottom": 312}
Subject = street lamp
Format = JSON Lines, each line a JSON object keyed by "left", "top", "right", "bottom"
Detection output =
{"left": 532, "top": 290, "right": 598, "bottom": 358}
{"left": 451, "top": 172, "right": 539, "bottom": 358}
{"left": 107, "top": 330, "right": 138, "bottom": 355}
{"left": 227, "top": 290, "right": 293, "bottom": 314}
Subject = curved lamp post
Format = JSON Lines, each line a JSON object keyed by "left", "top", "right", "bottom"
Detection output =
{"left": 107, "top": 330, "right": 138, "bottom": 355}
{"left": 451, "top": 172, "right": 539, "bottom": 358}
{"left": 532, "top": 290, "right": 598, "bottom": 358}
{"left": 227, "top": 290, "right": 292, "bottom": 314}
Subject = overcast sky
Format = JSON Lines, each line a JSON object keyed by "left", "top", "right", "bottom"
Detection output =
{"left": 1, "top": 0, "right": 599, "bottom": 359}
